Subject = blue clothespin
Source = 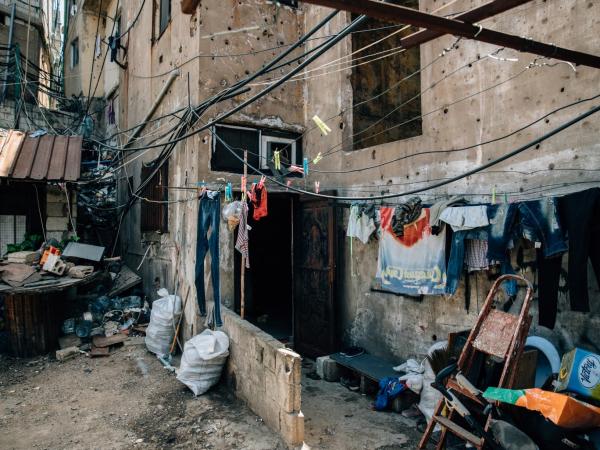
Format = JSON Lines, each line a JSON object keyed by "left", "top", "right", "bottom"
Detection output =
{"left": 225, "top": 182, "right": 233, "bottom": 202}
{"left": 303, "top": 157, "right": 309, "bottom": 177}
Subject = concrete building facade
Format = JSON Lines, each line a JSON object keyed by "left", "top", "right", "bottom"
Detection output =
{"left": 74, "top": 0, "right": 600, "bottom": 445}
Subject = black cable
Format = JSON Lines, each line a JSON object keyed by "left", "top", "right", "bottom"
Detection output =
{"left": 211, "top": 103, "right": 600, "bottom": 201}
{"left": 114, "top": 0, "right": 145, "bottom": 39}
{"left": 313, "top": 93, "right": 600, "bottom": 174}
{"left": 96, "top": 12, "right": 367, "bottom": 153}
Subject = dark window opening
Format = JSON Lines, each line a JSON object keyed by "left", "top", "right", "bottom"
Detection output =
{"left": 277, "top": 0, "right": 298, "bottom": 7}
{"left": 351, "top": 0, "right": 421, "bottom": 150}
{"left": 70, "top": 38, "right": 79, "bottom": 68}
{"left": 159, "top": 0, "right": 171, "bottom": 36}
{"left": 140, "top": 162, "right": 168, "bottom": 233}
{"left": 211, "top": 125, "right": 302, "bottom": 175}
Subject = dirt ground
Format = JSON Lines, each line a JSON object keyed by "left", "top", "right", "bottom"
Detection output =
{"left": 0, "top": 345, "right": 425, "bottom": 450}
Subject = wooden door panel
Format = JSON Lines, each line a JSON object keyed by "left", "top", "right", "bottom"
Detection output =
{"left": 294, "top": 197, "right": 336, "bottom": 357}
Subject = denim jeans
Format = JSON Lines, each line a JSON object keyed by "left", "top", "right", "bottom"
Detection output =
{"left": 487, "top": 199, "right": 567, "bottom": 262}
{"left": 446, "top": 228, "right": 488, "bottom": 295}
{"left": 195, "top": 192, "right": 222, "bottom": 327}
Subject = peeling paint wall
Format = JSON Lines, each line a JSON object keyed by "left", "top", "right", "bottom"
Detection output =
{"left": 304, "top": 0, "right": 600, "bottom": 360}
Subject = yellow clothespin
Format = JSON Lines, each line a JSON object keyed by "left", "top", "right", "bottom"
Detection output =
{"left": 491, "top": 186, "right": 496, "bottom": 204}
{"left": 312, "top": 115, "right": 332, "bottom": 136}
{"left": 312, "top": 152, "right": 322, "bottom": 164}
{"left": 274, "top": 150, "right": 281, "bottom": 170}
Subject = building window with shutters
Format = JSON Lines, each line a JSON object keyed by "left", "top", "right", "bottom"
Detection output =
{"left": 140, "top": 162, "right": 169, "bottom": 233}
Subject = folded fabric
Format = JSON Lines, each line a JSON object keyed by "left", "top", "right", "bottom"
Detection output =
{"left": 439, "top": 205, "right": 489, "bottom": 231}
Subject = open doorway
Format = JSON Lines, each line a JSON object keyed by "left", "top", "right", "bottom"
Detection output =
{"left": 235, "top": 194, "right": 293, "bottom": 343}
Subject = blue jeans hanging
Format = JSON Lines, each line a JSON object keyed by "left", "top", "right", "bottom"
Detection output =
{"left": 195, "top": 192, "right": 222, "bottom": 327}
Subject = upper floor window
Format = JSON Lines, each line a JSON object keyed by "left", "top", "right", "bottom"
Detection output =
{"left": 351, "top": 0, "right": 421, "bottom": 150}
{"left": 140, "top": 161, "right": 169, "bottom": 233}
{"left": 159, "top": 0, "right": 171, "bottom": 36}
{"left": 70, "top": 38, "right": 79, "bottom": 68}
{"left": 211, "top": 125, "right": 302, "bottom": 175}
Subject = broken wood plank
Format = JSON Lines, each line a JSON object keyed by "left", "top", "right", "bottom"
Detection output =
{"left": 92, "top": 334, "right": 128, "bottom": 348}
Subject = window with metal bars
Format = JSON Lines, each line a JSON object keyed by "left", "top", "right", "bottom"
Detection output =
{"left": 140, "top": 162, "right": 169, "bottom": 233}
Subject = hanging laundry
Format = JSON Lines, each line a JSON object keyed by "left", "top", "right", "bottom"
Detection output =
{"left": 288, "top": 164, "right": 304, "bottom": 174}
{"left": 347, "top": 204, "right": 375, "bottom": 244}
{"left": 107, "top": 100, "right": 116, "bottom": 125}
{"left": 465, "top": 239, "right": 489, "bottom": 272}
{"left": 374, "top": 207, "right": 447, "bottom": 296}
{"left": 429, "top": 195, "right": 467, "bottom": 234}
{"left": 195, "top": 191, "right": 222, "bottom": 327}
{"left": 251, "top": 183, "right": 268, "bottom": 221}
{"left": 391, "top": 197, "right": 422, "bottom": 237}
{"left": 538, "top": 188, "right": 600, "bottom": 329}
{"left": 439, "top": 205, "right": 489, "bottom": 232}
{"left": 235, "top": 201, "right": 250, "bottom": 268}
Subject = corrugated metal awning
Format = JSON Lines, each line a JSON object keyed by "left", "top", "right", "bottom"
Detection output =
{"left": 0, "top": 129, "right": 82, "bottom": 182}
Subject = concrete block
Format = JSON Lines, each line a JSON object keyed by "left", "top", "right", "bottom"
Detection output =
{"left": 46, "top": 216, "right": 69, "bottom": 231}
{"left": 46, "top": 202, "right": 66, "bottom": 217}
{"left": 276, "top": 347, "right": 302, "bottom": 385}
{"left": 46, "top": 188, "right": 66, "bottom": 202}
{"left": 46, "top": 231, "right": 66, "bottom": 242}
{"left": 280, "top": 411, "right": 304, "bottom": 446}
{"left": 316, "top": 355, "right": 340, "bottom": 382}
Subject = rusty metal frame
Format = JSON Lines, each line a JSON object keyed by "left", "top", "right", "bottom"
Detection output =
{"left": 302, "top": 0, "right": 600, "bottom": 69}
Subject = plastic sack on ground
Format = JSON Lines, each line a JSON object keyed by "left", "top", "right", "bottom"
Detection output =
{"left": 484, "top": 387, "right": 600, "bottom": 429}
{"left": 176, "top": 329, "right": 230, "bottom": 396}
{"left": 145, "top": 291, "right": 182, "bottom": 356}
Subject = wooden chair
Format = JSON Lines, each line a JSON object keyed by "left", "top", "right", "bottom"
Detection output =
{"left": 419, "top": 274, "right": 534, "bottom": 449}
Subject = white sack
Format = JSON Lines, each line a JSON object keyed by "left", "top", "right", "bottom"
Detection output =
{"left": 176, "top": 329, "right": 230, "bottom": 396}
{"left": 145, "top": 293, "right": 182, "bottom": 356}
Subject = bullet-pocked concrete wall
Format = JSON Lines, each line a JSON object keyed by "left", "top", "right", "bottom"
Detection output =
{"left": 221, "top": 307, "right": 304, "bottom": 446}
{"left": 303, "top": 0, "right": 600, "bottom": 361}
{"left": 119, "top": 0, "right": 305, "bottom": 338}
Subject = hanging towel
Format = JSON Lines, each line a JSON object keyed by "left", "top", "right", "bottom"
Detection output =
{"left": 235, "top": 202, "right": 250, "bottom": 268}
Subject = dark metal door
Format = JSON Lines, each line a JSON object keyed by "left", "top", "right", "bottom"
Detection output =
{"left": 294, "top": 196, "right": 337, "bottom": 357}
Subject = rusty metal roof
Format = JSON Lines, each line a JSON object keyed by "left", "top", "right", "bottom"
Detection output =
{"left": 0, "top": 129, "right": 82, "bottom": 182}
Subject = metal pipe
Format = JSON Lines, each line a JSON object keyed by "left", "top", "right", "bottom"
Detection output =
{"left": 1, "top": 3, "right": 17, "bottom": 104}
{"left": 301, "top": 0, "right": 600, "bottom": 69}
{"left": 125, "top": 69, "right": 180, "bottom": 148}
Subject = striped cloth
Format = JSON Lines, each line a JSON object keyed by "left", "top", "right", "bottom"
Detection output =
{"left": 235, "top": 201, "right": 250, "bottom": 268}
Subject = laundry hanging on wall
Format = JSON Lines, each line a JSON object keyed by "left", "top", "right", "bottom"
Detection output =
{"left": 374, "top": 207, "right": 447, "bottom": 296}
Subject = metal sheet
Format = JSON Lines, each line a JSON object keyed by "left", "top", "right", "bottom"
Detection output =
{"left": 0, "top": 129, "right": 82, "bottom": 181}
{"left": 62, "top": 242, "right": 105, "bottom": 262}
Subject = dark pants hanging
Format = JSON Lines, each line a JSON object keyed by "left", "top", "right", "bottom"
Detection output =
{"left": 195, "top": 193, "right": 222, "bottom": 327}
{"left": 537, "top": 188, "right": 600, "bottom": 328}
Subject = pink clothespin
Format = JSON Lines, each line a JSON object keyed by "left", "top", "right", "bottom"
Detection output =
{"left": 258, "top": 175, "right": 266, "bottom": 189}
{"left": 286, "top": 180, "right": 292, "bottom": 191}
{"left": 315, "top": 181, "right": 320, "bottom": 194}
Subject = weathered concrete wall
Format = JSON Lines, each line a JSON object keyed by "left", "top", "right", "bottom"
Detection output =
{"left": 304, "top": 0, "right": 600, "bottom": 360}
{"left": 119, "top": 0, "right": 306, "bottom": 340}
{"left": 64, "top": 0, "right": 120, "bottom": 98}
{"left": 45, "top": 185, "right": 77, "bottom": 243}
{"left": 0, "top": 100, "right": 77, "bottom": 131}
{"left": 221, "top": 307, "right": 304, "bottom": 446}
